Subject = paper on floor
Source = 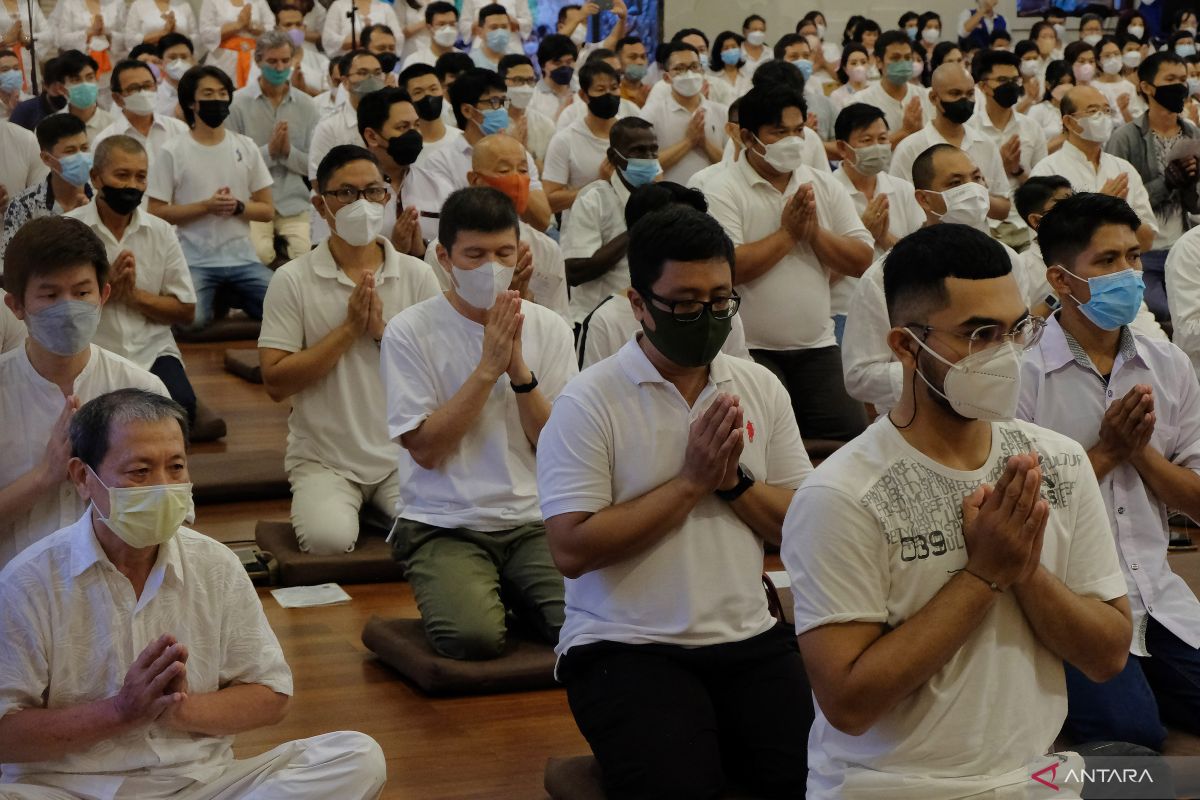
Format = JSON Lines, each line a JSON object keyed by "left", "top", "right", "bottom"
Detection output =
{"left": 270, "top": 583, "right": 352, "bottom": 608}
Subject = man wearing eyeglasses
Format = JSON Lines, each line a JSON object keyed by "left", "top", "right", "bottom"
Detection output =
{"left": 93, "top": 60, "right": 188, "bottom": 187}
{"left": 1017, "top": 191, "right": 1200, "bottom": 752}
{"left": 258, "top": 144, "right": 440, "bottom": 555}
{"left": 785, "top": 222, "right": 1131, "bottom": 799}
{"left": 538, "top": 204, "right": 813, "bottom": 798}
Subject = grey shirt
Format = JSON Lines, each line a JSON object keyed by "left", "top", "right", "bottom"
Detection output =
{"left": 228, "top": 82, "right": 319, "bottom": 217}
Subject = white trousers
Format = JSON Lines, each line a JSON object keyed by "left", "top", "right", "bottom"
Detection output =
{"left": 0, "top": 731, "right": 385, "bottom": 800}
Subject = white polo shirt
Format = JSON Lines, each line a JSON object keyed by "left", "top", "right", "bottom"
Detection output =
{"left": 970, "top": 106, "right": 1049, "bottom": 232}
{"left": 382, "top": 294, "right": 577, "bottom": 531}
{"left": 259, "top": 237, "right": 440, "bottom": 485}
{"left": 890, "top": 121, "right": 1011, "bottom": 203}
{"left": 1029, "top": 140, "right": 1158, "bottom": 235}
{"left": 559, "top": 172, "right": 631, "bottom": 325}
{"left": 306, "top": 101, "right": 360, "bottom": 181}
{"left": 554, "top": 96, "right": 640, "bottom": 132}
{"left": 538, "top": 339, "right": 812, "bottom": 656}
{"left": 0, "top": 344, "right": 166, "bottom": 568}
{"left": 637, "top": 92, "right": 728, "bottom": 185}
{"left": 854, "top": 80, "right": 934, "bottom": 134}
{"left": 92, "top": 111, "right": 189, "bottom": 190}
{"left": 720, "top": 126, "right": 830, "bottom": 174}
{"left": 1166, "top": 225, "right": 1200, "bottom": 376}
{"left": 65, "top": 203, "right": 195, "bottom": 370}
{"left": 543, "top": 116, "right": 610, "bottom": 191}
{"left": 705, "top": 155, "right": 874, "bottom": 351}
{"left": 418, "top": 139, "right": 545, "bottom": 243}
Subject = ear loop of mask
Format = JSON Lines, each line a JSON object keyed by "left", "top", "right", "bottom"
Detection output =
{"left": 889, "top": 328, "right": 925, "bottom": 430}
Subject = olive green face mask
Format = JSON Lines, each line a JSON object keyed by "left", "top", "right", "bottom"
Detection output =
{"left": 640, "top": 298, "right": 733, "bottom": 368}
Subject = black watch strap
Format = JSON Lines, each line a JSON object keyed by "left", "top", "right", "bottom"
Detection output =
{"left": 511, "top": 371, "right": 538, "bottom": 393}
{"left": 715, "top": 465, "right": 755, "bottom": 502}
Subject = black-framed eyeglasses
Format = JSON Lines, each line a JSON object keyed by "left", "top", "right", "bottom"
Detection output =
{"left": 646, "top": 290, "right": 740, "bottom": 322}
{"left": 907, "top": 316, "right": 1046, "bottom": 355}
{"left": 506, "top": 76, "right": 537, "bottom": 86}
{"left": 987, "top": 77, "right": 1023, "bottom": 87}
{"left": 121, "top": 81, "right": 156, "bottom": 94}
{"left": 321, "top": 186, "right": 390, "bottom": 204}
{"left": 476, "top": 96, "right": 511, "bottom": 110}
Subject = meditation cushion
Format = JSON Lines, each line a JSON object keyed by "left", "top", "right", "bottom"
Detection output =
{"left": 189, "top": 450, "right": 289, "bottom": 503}
{"left": 223, "top": 348, "right": 263, "bottom": 384}
{"left": 175, "top": 312, "right": 262, "bottom": 344}
{"left": 361, "top": 616, "right": 558, "bottom": 696}
{"left": 189, "top": 399, "right": 227, "bottom": 443}
{"left": 255, "top": 520, "right": 404, "bottom": 586}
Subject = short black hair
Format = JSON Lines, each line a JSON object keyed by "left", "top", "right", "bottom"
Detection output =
{"left": 911, "top": 142, "right": 960, "bottom": 190}
{"left": 628, "top": 205, "right": 734, "bottom": 297}
{"left": 586, "top": 47, "right": 617, "bottom": 65}
{"left": 1080, "top": 11, "right": 1103, "bottom": 29}
{"left": 609, "top": 115, "right": 654, "bottom": 154}
{"left": 4, "top": 216, "right": 110, "bottom": 303}
{"left": 918, "top": 11, "right": 941, "bottom": 32}
{"left": 177, "top": 64, "right": 233, "bottom": 126}
{"left": 477, "top": 2, "right": 508, "bottom": 26}
{"left": 557, "top": 4, "right": 581, "bottom": 24}
{"left": 316, "top": 144, "right": 380, "bottom": 192}
{"left": 623, "top": 181, "right": 707, "bottom": 229}
{"left": 899, "top": 11, "right": 919, "bottom": 29}
{"left": 875, "top": 29, "right": 911, "bottom": 60}
{"left": 743, "top": 14, "right": 765, "bottom": 30}
{"left": 972, "top": 47, "right": 1020, "bottom": 82}
{"left": 497, "top": 53, "right": 534, "bottom": 77}
{"left": 157, "top": 32, "right": 194, "bottom": 58}
{"left": 110, "top": 59, "right": 155, "bottom": 94}
{"left": 836, "top": 43, "right": 869, "bottom": 84}
{"left": 359, "top": 23, "right": 396, "bottom": 49}
{"left": 931, "top": 41, "right": 962, "bottom": 72}
{"left": 854, "top": 18, "right": 881, "bottom": 41}
{"left": 773, "top": 33, "right": 809, "bottom": 61}
{"left": 1042, "top": 59, "right": 1072, "bottom": 101}
{"left": 883, "top": 224, "right": 1011, "bottom": 324}
{"left": 356, "top": 86, "right": 413, "bottom": 139}
{"left": 57, "top": 49, "right": 98, "bottom": 81}
{"left": 448, "top": 67, "right": 505, "bottom": 129}
{"left": 439, "top": 186, "right": 519, "bottom": 251}
{"left": 738, "top": 83, "right": 806, "bottom": 138}
{"left": 424, "top": 0, "right": 456, "bottom": 25}
{"left": 835, "top": 102, "right": 888, "bottom": 143}
{"left": 1138, "top": 50, "right": 1185, "bottom": 85}
{"left": 1037, "top": 192, "right": 1142, "bottom": 269}
{"left": 339, "top": 48, "right": 381, "bottom": 76}
{"left": 661, "top": 41, "right": 699, "bottom": 71}
{"left": 710, "top": 31, "right": 744, "bottom": 72}
{"left": 70, "top": 389, "right": 189, "bottom": 471}
{"left": 1014, "top": 175, "right": 1072, "bottom": 223}
{"left": 399, "top": 62, "right": 437, "bottom": 88}
{"left": 1064, "top": 40, "right": 1093, "bottom": 66}
{"left": 990, "top": 28, "right": 1012, "bottom": 44}
{"left": 435, "top": 51, "right": 474, "bottom": 82}
{"left": 35, "top": 111, "right": 87, "bottom": 151}
{"left": 128, "top": 43, "right": 158, "bottom": 61}
{"left": 671, "top": 28, "right": 709, "bottom": 47}
{"left": 537, "top": 33, "right": 578, "bottom": 68}
{"left": 750, "top": 59, "right": 806, "bottom": 94}
{"left": 579, "top": 60, "right": 617, "bottom": 92}
{"left": 1014, "top": 40, "right": 1039, "bottom": 60}
{"left": 615, "top": 35, "right": 643, "bottom": 55}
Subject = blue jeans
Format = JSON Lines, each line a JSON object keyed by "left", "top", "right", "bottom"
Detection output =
{"left": 832, "top": 314, "right": 847, "bottom": 347}
{"left": 187, "top": 262, "right": 273, "bottom": 331}
{"left": 1063, "top": 615, "right": 1200, "bottom": 751}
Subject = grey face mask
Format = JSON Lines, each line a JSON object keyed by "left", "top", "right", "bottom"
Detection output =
{"left": 26, "top": 300, "right": 101, "bottom": 355}
{"left": 848, "top": 143, "right": 892, "bottom": 176}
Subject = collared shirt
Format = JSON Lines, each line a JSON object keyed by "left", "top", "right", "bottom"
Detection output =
{"left": 413, "top": 124, "right": 464, "bottom": 169}
{"left": 637, "top": 93, "right": 728, "bottom": 185}
{"left": 155, "top": 81, "right": 180, "bottom": 119}
{"left": 306, "top": 100, "right": 359, "bottom": 182}
{"left": 67, "top": 203, "right": 194, "bottom": 369}
{"left": 320, "top": 0, "right": 401, "bottom": 59}
{"left": 0, "top": 510, "right": 292, "bottom": 799}
{"left": 259, "top": 237, "right": 440, "bottom": 484}
{"left": 539, "top": 339, "right": 811, "bottom": 656}
{"left": 58, "top": 104, "right": 114, "bottom": 145}
{"left": 420, "top": 136, "right": 543, "bottom": 240}
{"left": 970, "top": 106, "right": 1048, "bottom": 228}
{"left": 92, "top": 111, "right": 189, "bottom": 192}
{"left": 706, "top": 155, "right": 873, "bottom": 351}
{"left": 560, "top": 172, "right": 631, "bottom": 325}
{"left": 229, "top": 82, "right": 319, "bottom": 217}
{"left": 1166, "top": 225, "right": 1200, "bottom": 376}
{"left": 0, "top": 345, "right": 166, "bottom": 567}
{"left": 528, "top": 80, "right": 574, "bottom": 122}
{"left": 855, "top": 80, "right": 934, "bottom": 135}
{"left": 543, "top": 116, "right": 609, "bottom": 190}
{"left": 1018, "top": 315, "right": 1200, "bottom": 656}
{"left": 0, "top": 119, "right": 46, "bottom": 236}
{"left": 0, "top": 176, "right": 93, "bottom": 262}
{"left": 891, "top": 120, "right": 1012, "bottom": 201}
{"left": 1030, "top": 140, "right": 1158, "bottom": 235}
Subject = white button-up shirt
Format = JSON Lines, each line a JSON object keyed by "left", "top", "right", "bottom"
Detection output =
{"left": 0, "top": 511, "right": 292, "bottom": 798}
{"left": 890, "top": 120, "right": 1011, "bottom": 202}
{"left": 93, "top": 111, "right": 189, "bottom": 192}
{"left": 1165, "top": 225, "right": 1200, "bottom": 377}
{"left": 637, "top": 92, "right": 728, "bottom": 185}
{"left": 320, "top": 0, "right": 401, "bottom": 59}
{"left": 418, "top": 136, "right": 543, "bottom": 242}
{"left": 306, "top": 100, "right": 359, "bottom": 182}
{"left": 1029, "top": 140, "right": 1159, "bottom": 235}
{"left": 971, "top": 106, "right": 1048, "bottom": 229}
{"left": 0, "top": 345, "right": 166, "bottom": 568}
{"left": 559, "top": 172, "right": 630, "bottom": 325}
{"left": 1017, "top": 315, "right": 1200, "bottom": 656}
{"left": 706, "top": 155, "right": 873, "bottom": 351}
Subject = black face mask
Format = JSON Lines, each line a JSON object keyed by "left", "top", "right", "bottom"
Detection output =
{"left": 993, "top": 82, "right": 1023, "bottom": 109}
{"left": 587, "top": 92, "right": 620, "bottom": 120}
{"left": 386, "top": 129, "right": 424, "bottom": 166}
{"left": 414, "top": 94, "right": 444, "bottom": 122}
{"left": 940, "top": 97, "right": 975, "bottom": 124}
{"left": 1153, "top": 82, "right": 1189, "bottom": 113}
{"left": 99, "top": 184, "right": 145, "bottom": 215}
{"left": 195, "top": 99, "right": 230, "bottom": 128}
{"left": 377, "top": 52, "right": 399, "bottom": 74}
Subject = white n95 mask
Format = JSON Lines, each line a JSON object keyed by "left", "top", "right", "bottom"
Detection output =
{"left": 909, "top": 334, "right": 1023, "bottom": 421}
{"left": 453, "top": 261, "right": 515, "bottom": 309}
{"left": 333, "top": 198, "right": 385, "bottom": 246}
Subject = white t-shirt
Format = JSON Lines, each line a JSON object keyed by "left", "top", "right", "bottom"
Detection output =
{"left": 148, "top": 130, "right": 273, "bottom": 268}
{"left": 0, "top": 290, "right": 25, "bottom": 353}
{"left": 559, "top": 173, "right": 630, "bottom": 325}
{"left": 542, "top": 117, "right": 610, "bottom": 190}
{"left": 382, "top": 294, "right": 577, "bottom": 531}
{"left": 554, "top": 96, "right": 640, "bottom": 132}
{"left": 855, "top": 80, "right": 934, "bottom": 134}
{"left": 538, "top": 339, "right": 811, "bottom": 656}
{"left": 413, "top": 124, "right": 464, "bottom": 169}
{"left": 259, "top": 237, "right": 441, "bottom": 485}
{"left": 782, "top": 417, "right": 1127, "bottom": 799}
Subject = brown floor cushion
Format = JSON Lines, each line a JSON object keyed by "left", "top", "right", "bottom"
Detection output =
{"left": 255, "top": 520, "right": 404, "bottom": 586}
{"left": 189, "top": 399, "right": 227, "bottom": 443}
{"left": 544, "top": 756, "right": 754, "bottom": 799}
{"left": 223, "top": 348, "right": 262, "bottom": 384}
{"left": 802, "top": 438, "right": 846, "bottom": 461}
{"left": 175, "top": 313, "right": 261, "bottom": 344}
{"left": 189, "top": 450, "right": 288, "bottom": 503}
{"left": 361, "top": 615, "right": 558, "bottom": 696}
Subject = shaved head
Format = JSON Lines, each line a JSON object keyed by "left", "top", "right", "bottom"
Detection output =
{"left": 931, "top": 63, "right": 972, "bottom": 94}
{"left": 471, "top": 133, "right": 526, "bottom": 172}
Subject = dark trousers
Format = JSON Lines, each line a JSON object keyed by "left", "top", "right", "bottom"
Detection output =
{"left": 150, "top": 355, "right": 197, "bottom": 425}
{"left": 1063, "top": 615, "right": 1200, "bottom": 751}
{"left": 558, "top": 624, "right": 813, "bottom": 800}
{"left": 751, "top": 345, "right": 867, "bottom": 442}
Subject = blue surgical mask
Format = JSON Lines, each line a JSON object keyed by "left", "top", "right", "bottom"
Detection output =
{"left": 1057, "top": 265, "right": 1145, "bottom": 330}
{"left": 1178, "top": 43, "right": 1198, "bottom": 58}
{"left": 0, "top": 69, "right": 22, "bottom": 93}
{"left": 721, "top": 49, "right": 741, "bottom": 66}
{"left": 791, "top": 58, "right": 814, "bottom": 81}
{"left": 624, "top": 63, "right": 647, "bottom": 82}
{"left": 261, "top": 64, "right": 292, "bottom": 85}
{"left": 619, "top": 156, "right": 659, "bottom": 187}
{"left": 486, "top": 28, "right": 511, "bottom": 52}
{"left": 55, "top": 151, "right": 94, "bottom": 187}
{"left": 67, "top": 81, "right": 99, "bottom": 108}
{"left": 25, "top": 299, "right": 101, "bottom": 355}
{"left": 480, "top": 106, "right": 509, "bottom": 134}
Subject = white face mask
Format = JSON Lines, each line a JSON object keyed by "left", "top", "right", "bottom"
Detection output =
{"left": 926, "top": 181, "right": 990, "bottom": 231}
{"left": 922, "top": 27, "right": 940, "bottom": 44}
{"left": 452, "top": 261, "right": 515, "bottom": 309}
{"left": 1082, "top": 33, "right": 1102, "bottom": 46}
{"left": 752, "top": 133, "right": 805, "bottom": 172}
{"left": 909, "top": 334, "right": 1023, "bottom": 421}
{"left": 816, "top": 22, "right": 827, "bottom": 38}
{"left": 1070, "top": 110, "right": 1114, "bottom": 142}
{"left": 433, "top": 24, "right": 458, "bottom": 48}
{"left": 746, "top": 30, "right": 766, "bottom": 46}
{"left": 570, "top": 25, "right": 586, "bottom": 46}
{"left": 1127, "top": 25, "right": 1145, "bottom": 39}
{"left": 1020, "top": 58, "right": 1040, "bottom": 77}
{"left": 1101, "top": 56, "right": 1123, "bottom": 75}
{"left": 508, "top": 83, "right": 535, "bottom": 109}
{"left": 123, "top": 89, "right": 157, "bottom": 116}
{"left": 89, "top": 466, "right": 194, "bottom": 549}
{"left": 671, "top": 71, "right": 704, "bottom": 97}
{"left": 332, "top": 198, "right": 384, "bottom": 246}
{"left": 1123, "top": 51, "right": 1143, "bottom": 69}
{"left": 165, "top": 58, "right": 190, "bottom": 81}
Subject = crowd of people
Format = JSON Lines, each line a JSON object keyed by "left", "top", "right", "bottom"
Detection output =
{"left": 1, "top": 0, "right": 1200, "bottom": 797}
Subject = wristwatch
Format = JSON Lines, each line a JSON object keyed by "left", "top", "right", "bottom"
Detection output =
{"left": 233, "top": 200, "right": 245, "bottom": 216}
{"left": 511, "top": 372, "right": 538, "bottom": 394}
{"left": 715, "top": 464, "right": 755, "bottom": 502}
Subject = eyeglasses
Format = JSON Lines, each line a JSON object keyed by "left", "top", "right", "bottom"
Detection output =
{"left": 987, "top": 77, "right": 1022, "bottom": 87}
{"left": 349, "top": 69, "right": 384, "bottom": 80}
{"left": 475, "top": 96, "right": 511, "bottom": 110}
{"left": 320, "top": 186, "right": 390, "bottom": 204}
{"left": 668, "top": 63, "right": 704, "bottom": 76}
{"left": 908, "top": 316, "right": 1046, "bottom": 355}
{"left": 646, "top": 290, "right": 741, "bottom": 322}
{"left": 506, "top": 76, "right": 537, "bottom": 86}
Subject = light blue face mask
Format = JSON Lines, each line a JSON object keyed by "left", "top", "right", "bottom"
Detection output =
{"left": 480, "top": 106, "right": 510, "bottom": 134}
{"left": 721, "top": 48, "right": 741, "bottom": 66}
{"left": 791, "top": 58, "right": 814, "bottom": 81}
{"left": 1058, "top": 265, "right": 1145, "bottom": 330}
{"left": 619, "top": 156, "right": 659, "bottom": 187}
{"left": 25, "top": 299, "right": 101, "bottom": 355}
{"left": 624, "top": 63, "right": 647, "bottom": 82}
{"left": 56, "top": 151, "right": 94, "bottom": 187}
{"left": 67, "top": 81, "right": 99, "bottom": 108}
{"left": 486, "top": 28, "right": 511, "bottom": 52}
{"left": 1178, "top": 43, "right": 1198, "bottom": 58}
{"left": 0, "top": 69, "right": 22, "bottom": 93}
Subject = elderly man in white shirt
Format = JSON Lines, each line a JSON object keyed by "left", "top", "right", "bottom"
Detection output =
{"left": 0, "top": 216, "right": 167, "bottom": 570}
{"left": 1029, "top": 84, "right": 1157, "bottom": 253}
{"left": 637, "top": 42, "right": 726, "bottom": 186}
{"left": 1017, "top": 191, "right": 1200, "bottom": 751}
{"left": 93, "top": 60, "right": 189, "bottom": 185}
{"left": 706, "top": 83, "right": 873, "bottom": 443}
{"left": 0, "top": 388, "right": 387, "bottom": 799}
